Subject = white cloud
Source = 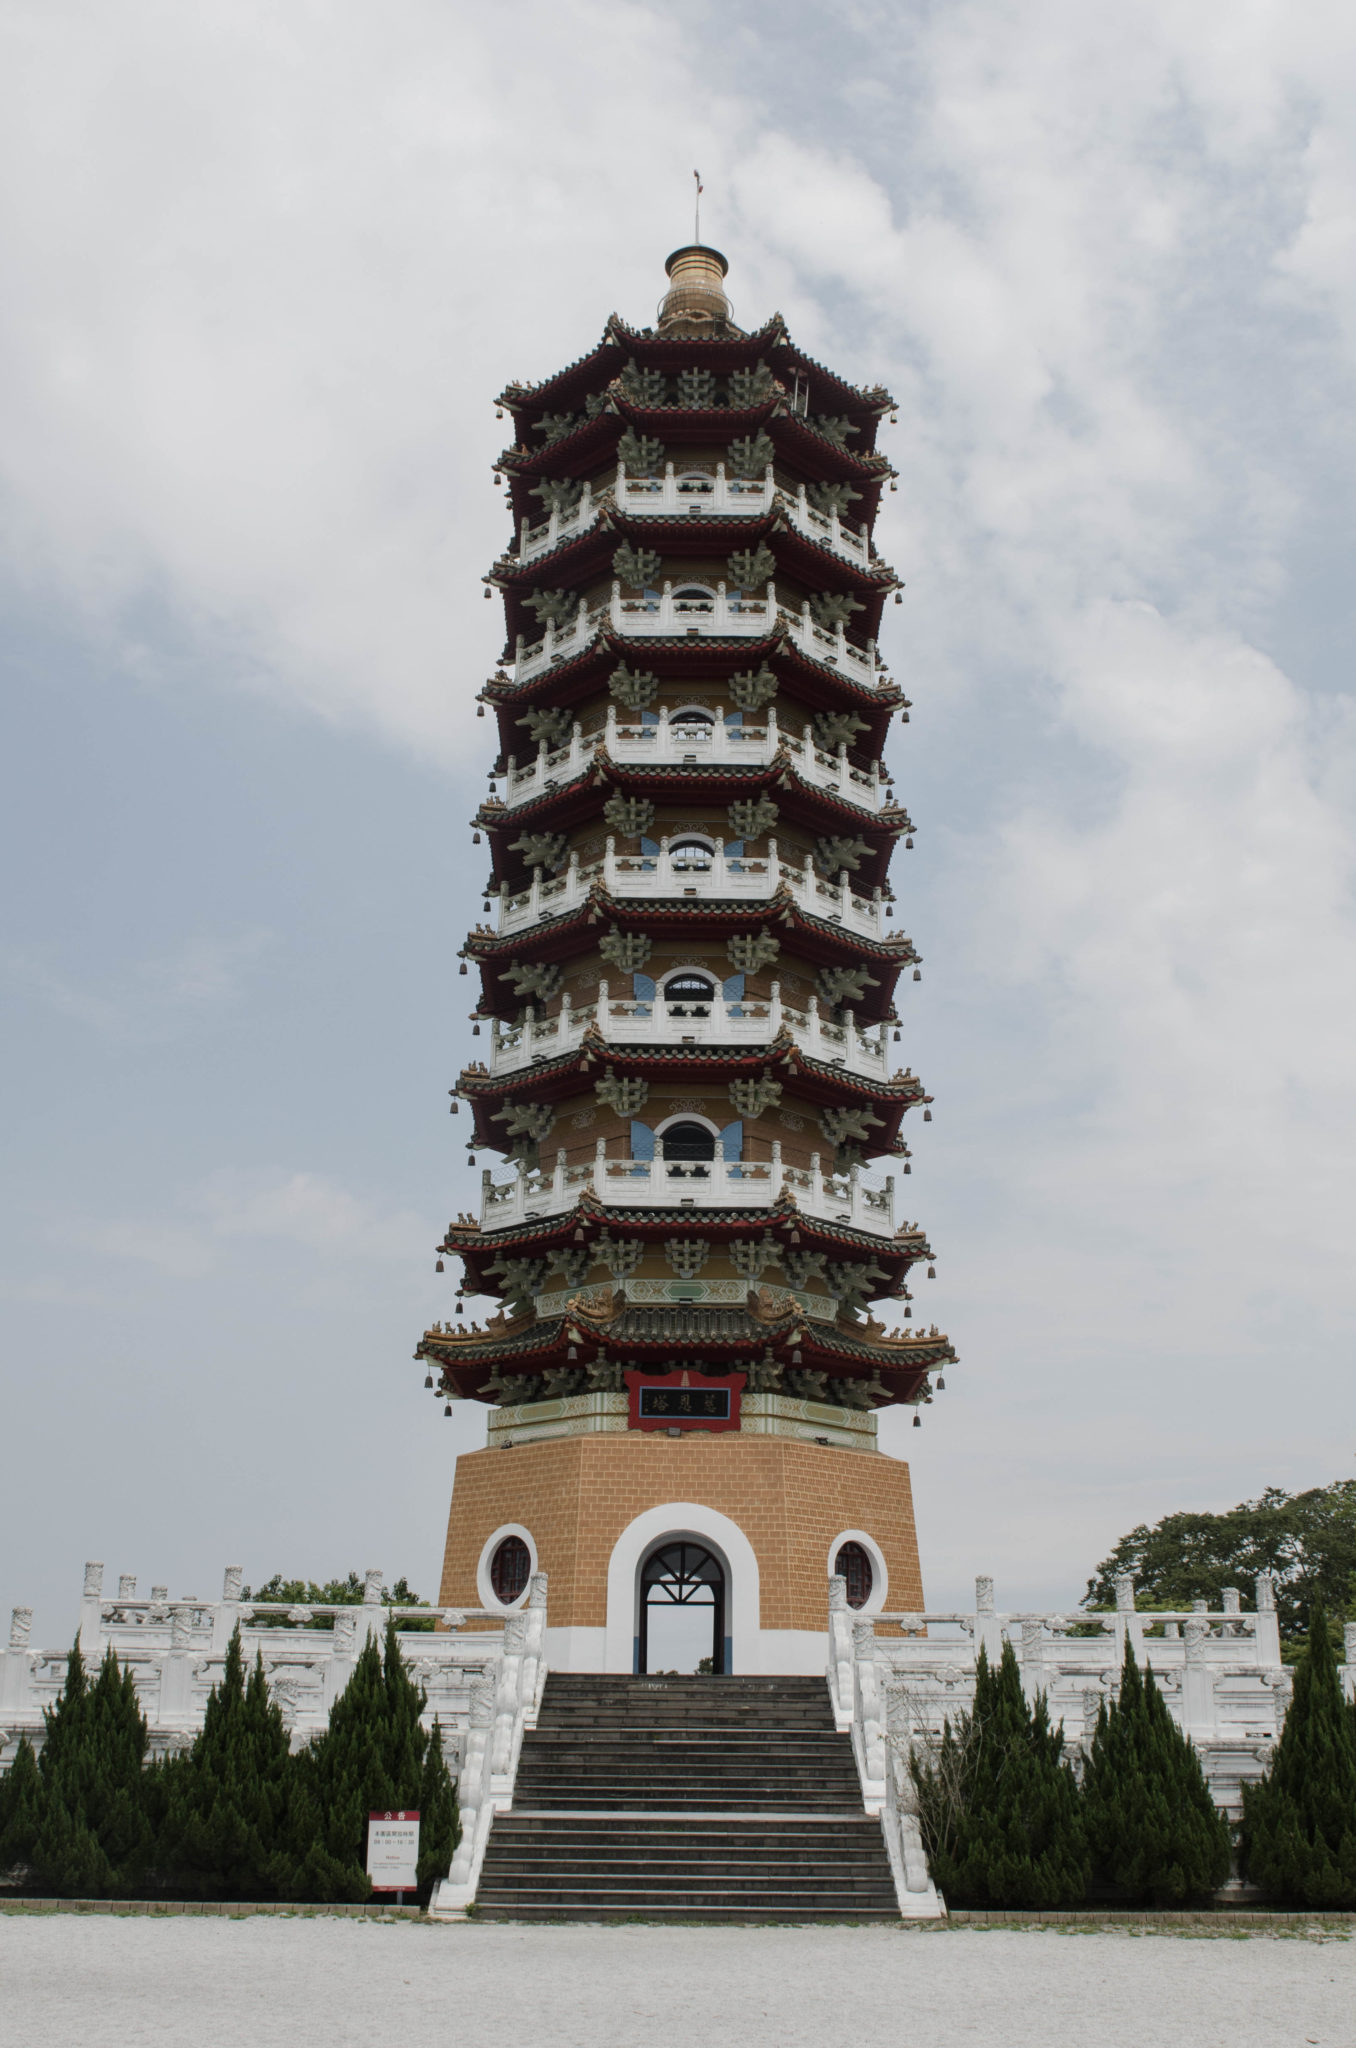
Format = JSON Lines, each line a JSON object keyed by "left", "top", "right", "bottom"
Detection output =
{"left": 2, "top": 930, "right": 273, "bottom": 1040}
{"left": 3, "top": 0, "right": 1356, "bottom": 1614}
{"left": 68, "top": 1168, "right": 425, "bottom": 1279}
{"left": 198, "top": 1169, "right": 422, "bottom": 1261}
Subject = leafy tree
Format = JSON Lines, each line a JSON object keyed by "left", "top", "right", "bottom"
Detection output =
{"left": 1240, "top": 1599, "right": 1356, "bottom": 1906}
{"left": 156, "top": 1628, "right": 295, "bottom": 1899}
{"left": 17, "top": 1640, "right": 155, "bottom": 1896}
{"left": 286, "top": 1617, "right": 458, "bottom": 1903}
{"left": 1082, "top": 1639, "right": 1231, "bottom": 1903}
{"left": 243, "top": 1574, "right": 434, "bottom": 1631}
{"left": 910, "top": 1641, "right": 1088, "bottom": 1908}
{"left": 1082, "top": 1481, "right": 1356, "bottom": 1642}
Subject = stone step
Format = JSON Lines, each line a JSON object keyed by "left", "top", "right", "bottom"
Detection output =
{"left": 516, "top": 1761, "right": 856, "bottom": 1777}
{"left": 476, "top": 1670, "right": 899, "bottom": 1922}
{"left": 484, "top": 1857, "right": 893, "bottom": 1879}
{"left": 475, "top": 1891, "right": 899, "bottom": 1915}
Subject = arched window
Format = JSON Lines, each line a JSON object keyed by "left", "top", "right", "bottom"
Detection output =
{"left": 670, "top": 705, "right": 714, "bottom": 736}
{"left": 669, "top": 836, "right": 714, "bottom": 872}
{"left": 663, "top": 971, "right": 715, "bottom": 1015}
{"left": 662, "top": 1121, "right": 716, "bottom": 1162}
{"left": 671, "top": 584, "right": 715, "bottom": 616}
{"left": 490, "top": 1535, "right": 531, "bottom": 1605}
{"left": 835, "top": 1541, "right": 873, "bottom": 1610}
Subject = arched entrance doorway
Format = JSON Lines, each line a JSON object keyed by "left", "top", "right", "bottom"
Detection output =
{"left": 638, "top": 1541, "right": 727, "bottom": 1674}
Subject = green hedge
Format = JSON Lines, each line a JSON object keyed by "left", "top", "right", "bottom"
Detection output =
{"left": 0, "top": 1620, "right": 458, "bottom": 1904}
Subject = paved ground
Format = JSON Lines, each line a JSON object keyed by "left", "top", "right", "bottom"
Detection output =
{"left": 0, "top": 1915, "right": 1351, "bottom": 2048}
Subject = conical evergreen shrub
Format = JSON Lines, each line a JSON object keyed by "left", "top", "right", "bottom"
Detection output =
{"left": 286, "top": 1617, "right": 458, "bottom": 1903}
{"left": 910, "top": 1640, "right": 1088, "bottom": 1908}
{"left": 1241, "top": 1598, "right": 1356, "bottom": 1906}
{"left": 156, "top": 1627, "right": 295, "bottom": 1900}
{"left": 1082, "top": 1638, "right": 1231, "bottom": 1904}
{"left": 23, "top": 1640, "right": 154, "bottom": 1896}
{"left": 0, "top": 1737, "right": 42, "bottom": 1870}
{"left": 416, "top": 1718, "right": 460, "bottom": 1893}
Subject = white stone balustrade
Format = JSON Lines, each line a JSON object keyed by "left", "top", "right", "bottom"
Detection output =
{"left": 616, "top": 459, "right": 773, "bottom": 520}
{"left": 517, "top": 480, "right": 602, "bottom": 565}
{"left": 0, "top": 1562, "right": 549, "bottom": 1919}
{"left": 480, "top": 1143, "right": 896, "bottom": 1236}
{"left": 489, "top": 983, "right": 892, "bottom": 1084}
{"left": 496, "top": 705, "right": 887, "bottom": 816}
{"left": 516, "top": 464, "right": 875, "bottom": 572}
{"left": 828, "top": 1571, "right": 1318, "bottom": 1845}
{"left": 512, "top": 583, "right": 883, "bottom": 688}
{"left": 785, "top": 482, "right": 874, "bottom": 569}
{"left": 495, "top": 840, "right": 886, "bottom": 940}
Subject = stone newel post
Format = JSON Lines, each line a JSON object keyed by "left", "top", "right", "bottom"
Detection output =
{"left": 79, "top": 1560, "right": 104, "bottom": 1657}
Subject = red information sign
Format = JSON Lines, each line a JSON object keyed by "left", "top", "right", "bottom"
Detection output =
{"left": 625, "top": 1368, "right": 745, "bottom": 1433}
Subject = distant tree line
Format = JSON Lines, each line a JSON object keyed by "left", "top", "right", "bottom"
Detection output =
{"left": 1082, "top": 1480, "right": 1356, "bottom": 1645}
{"left": 244, "top": 1572, "right": 437, "bottom": 1631}
{"left": 0, "top": 1617, "right": 457, "bottom": 1903}
{"left": 909, "top": 1603, "right": 1356, "bottom": 1910}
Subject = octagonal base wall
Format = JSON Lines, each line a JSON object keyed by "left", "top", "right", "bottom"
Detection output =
{"left": 438, "top": 1431, "right": 924, "bottom": 1674}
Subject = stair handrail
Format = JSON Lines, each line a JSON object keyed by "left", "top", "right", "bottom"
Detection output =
{"left": 432, "top": 1573, "right": 549, "bottom": 1918}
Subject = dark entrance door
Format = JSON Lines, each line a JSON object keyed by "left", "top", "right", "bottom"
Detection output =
{"left": 638, "top": 1542, "right": 727, "bottom": 1674}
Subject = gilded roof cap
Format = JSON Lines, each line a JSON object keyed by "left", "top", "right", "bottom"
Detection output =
{"left": 658, "top": 244, "right": 733, "bottom": 333}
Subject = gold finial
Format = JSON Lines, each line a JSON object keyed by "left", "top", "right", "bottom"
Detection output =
{"left": 658, "top": 242, "right": 732, "bottom": 334}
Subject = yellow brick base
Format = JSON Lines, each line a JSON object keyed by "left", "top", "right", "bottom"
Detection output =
{"left": 438, "top": 1431, "right": 923, "bottom": 1671}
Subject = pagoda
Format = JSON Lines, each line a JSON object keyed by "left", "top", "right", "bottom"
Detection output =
{"left": 418, "top": 246, "right": 957, "bottom": 1674}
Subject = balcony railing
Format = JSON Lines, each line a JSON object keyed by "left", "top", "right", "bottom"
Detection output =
{"left": 480, "top": 1143, "right": 897, "bottom": 1236}
{"left": 495, "top": 839, "right": 887, "bottom": 940}
{"left": 515, "top": 465, "right": 875, "bottom": 574}
{"left": 498, "top": 704, "right": 887, "bottom": 814}
{"left": 517, "top": 479, "right": 602, "bottom": 565}
{"left": 618, "top": 459, "right": 773, "bottom": 519}
{"left": 488, "top": 981, "right": 893, "bottom": 1081}
{"left": 512, "top": 583, "right": 883, "bottom": 689}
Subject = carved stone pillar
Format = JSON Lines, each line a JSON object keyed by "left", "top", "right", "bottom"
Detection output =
{"left": 79, "top": 1560, "right": 104, "bottom": 1658}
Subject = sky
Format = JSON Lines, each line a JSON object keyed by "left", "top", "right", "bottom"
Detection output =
{"left": 2, "top": 0, "right": 1354, "bottom": 1641}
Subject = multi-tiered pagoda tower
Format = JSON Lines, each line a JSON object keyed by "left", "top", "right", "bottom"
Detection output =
{"left": 419, "top": 247, "right": 956, "bottom": 1674}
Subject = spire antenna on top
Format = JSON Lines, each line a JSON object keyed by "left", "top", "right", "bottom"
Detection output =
{"left": 693, "top": 168, "right": 703, "bottom": 244}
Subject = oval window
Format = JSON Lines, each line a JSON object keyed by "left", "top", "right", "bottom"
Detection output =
{"left": 834, "top": 1541, "right": 873, "bottom": 1610}
{"left": 490, "top": 1534, "right": 531, "bottom": 1605}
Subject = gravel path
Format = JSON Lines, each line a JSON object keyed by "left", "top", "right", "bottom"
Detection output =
{"left": 0, "top": 1915, "right": 1350, "bottom": 2048}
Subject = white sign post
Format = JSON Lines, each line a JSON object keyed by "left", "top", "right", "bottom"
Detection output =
{"left": 367, "top": 1809, "right": 420, "bottom": 1903}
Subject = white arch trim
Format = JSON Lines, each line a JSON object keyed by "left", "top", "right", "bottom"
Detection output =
{"left": 826, "top": 1528, "right": 889, "bottom": 1616}
{"left": 476, "top": 1523, "right": 538, "bottom": 1613}
{"left": 656, "top": 965, "right": 717, "bottom": 994}
{"left": 605, "top": 1503, "right": 762, "bottom": 1675}
{"left": 653, "top": 1109, "right": 722, "bottom": 1139}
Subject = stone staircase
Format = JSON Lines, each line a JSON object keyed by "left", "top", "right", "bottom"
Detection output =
{"left": 475, "top": 1673, "right": 900, "bottom": 1922}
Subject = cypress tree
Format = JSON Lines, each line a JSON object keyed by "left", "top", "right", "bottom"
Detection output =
{"left": 286, "top": 1617, "right": 458, "bottom": 1903}
{"left": 157, "top": 1627, "right": 295, "bottom": 1899}
{"left": 416, "top": 1718, "right": 461, "bottom": 1892}
{"left": 1241, "top": 1598, "right": 1356, "bottom": 1906}
{"left": 25, "top": 1640, "right": 154, "bottom": 1896}
{"left": 1082, "top": 1638, "right": 1231, "bottom": 1904}
{"left": 0, "top": 1737, "right": 42, "bottom": 1871}
{"left": 911, "top": 1640, "right": 1088, "bottom": 1908}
